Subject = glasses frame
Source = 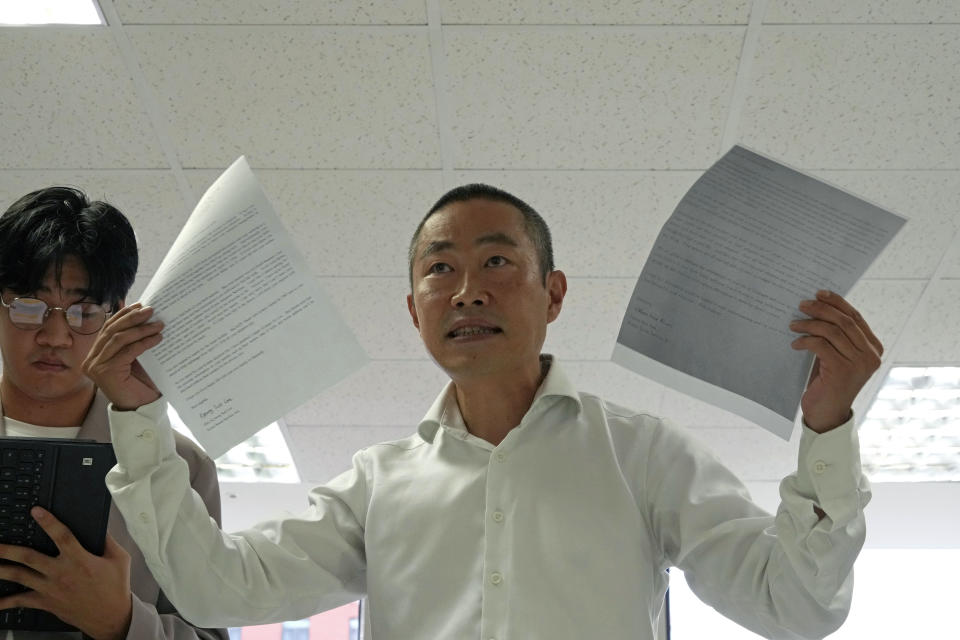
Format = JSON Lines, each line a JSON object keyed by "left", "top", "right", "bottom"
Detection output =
{"left": 0, "top": 292, "right": 113, "bottom": 335}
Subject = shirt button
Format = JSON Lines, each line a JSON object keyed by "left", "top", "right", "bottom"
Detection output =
{"left": 490, "top": 572, "right": 503, "bottom": 585}
{"left": 496, "top": 453, "right": 505, "bottom": 463}
{"left": 813, "top": 460, "right": 828, "bottom": 474}
{"left": 140, "top": 429, "right": 155, "bottom": 440}
{"left": 492, "top": 511, "right": 504, "bottom": 523}
{"left": 138, "top": 512, "right": 150, "bottom": 523}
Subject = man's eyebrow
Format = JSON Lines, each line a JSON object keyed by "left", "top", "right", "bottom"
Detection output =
{"left": 419, "top": 240, "right": 454, "bottom": 261}
{"left": 36, "top": 285, "right": 92, "bottom": 298}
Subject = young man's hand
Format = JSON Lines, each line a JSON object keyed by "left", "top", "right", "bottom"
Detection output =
{"left": 790, "top": 290, "right": 883, "bottom": 433}
{"left": 83, "top": 303, "right": 163, "bottom": 411}
{"left": 0, "top": 507, "right": 133, "bottom": 639}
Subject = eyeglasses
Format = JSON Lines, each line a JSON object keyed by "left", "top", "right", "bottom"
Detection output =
{"left": 0, "top": 294, "right": 112, "bottom": 335}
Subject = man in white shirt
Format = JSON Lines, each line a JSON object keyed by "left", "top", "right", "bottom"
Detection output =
{"left": 85, "top": 184, "right": 879, "bottom": 639}
{"left": 0, "top": 187, "right": 226, "bottom": 639}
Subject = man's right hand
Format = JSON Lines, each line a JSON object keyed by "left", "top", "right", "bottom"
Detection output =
{"left": 82, "top": 303, "right": 164, "bottom": 411}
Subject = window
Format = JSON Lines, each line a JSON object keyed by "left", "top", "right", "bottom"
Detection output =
{"left": 227, "top": 601, "right": 361, "bottom": 640}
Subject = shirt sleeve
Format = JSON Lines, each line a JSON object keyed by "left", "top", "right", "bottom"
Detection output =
{"left": 645, "top": 418, "right": 870, "bottom": 640}
{"left": 106, "top": 399, "right": 368, "bottom": 628}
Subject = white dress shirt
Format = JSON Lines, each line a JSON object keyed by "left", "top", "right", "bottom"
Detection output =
{"left": 106, "top": 358, "right": 870, "bottom": 640}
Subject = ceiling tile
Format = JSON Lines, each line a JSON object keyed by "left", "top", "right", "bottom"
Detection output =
{"left": 186, "top": 170, "right": 444, "bottom": 276}
{"left": 452, "top": 170, "right": 700, "bottom": 277}
{"left": 0, "top": 171, "right": 188, "bottom": 276}
{"left": 0, "top": 29, "right": 165, "bottom": 169}
{"left": 286, "top": 425, "right": 415, "bottom": 483}
{"left": 893, "top": 279, "right": 960, "bottom": 363}
{"left": 128, "top": 27, "right": 440, "bottom": 169}
{"left": 284, "top": 361, "right": 448, "bottom": 426}
{"left": 740, "top": 27, "right": 960, "bottom": 169}
{"left": 441, "top": 1, "right": 750, "bottom": 24}
{"left": 686, "top": 426, "right": 800, "bottom": 481}
{"left": 115, "top": 0, "right": 426, "bottom": 24}
{"left": 659, "top": 386, "right": 758, "bottom": 429}
{"left": 845, "top": 279, "right": 926, "bottom": 353}
{"left": 445, "top": 28, "right": 744, "bottom": 169}
{"left": 766, "top": 1, "right": 960, "bottom": 23}
{"left": 815, "top": 171, "right": 960, "bottom": 279}
{"left": 560, "top": 361, "right": 665, "bottom": 416}
{"left": 544, "top": 278, "right": 634, "bottom": 360}
{"left": 320, "top": 277, "right": 425, "bottom": 359}
{"left": 945, "top": 249, "right": 960, "bottom": 279}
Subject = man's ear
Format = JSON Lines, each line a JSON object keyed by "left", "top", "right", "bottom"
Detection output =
{"left": 407, "top": 293, "right": 420, "bottom": 331}
{"left": 545, "top": 270, "right": 567, "bottom": 324}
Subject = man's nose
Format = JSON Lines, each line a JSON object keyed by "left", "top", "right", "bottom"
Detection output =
{"left": 36, "top": 308, "right": 74, "bottom": 347}
{"left": 451, "top": 273, "right": 488, "bottom": 307}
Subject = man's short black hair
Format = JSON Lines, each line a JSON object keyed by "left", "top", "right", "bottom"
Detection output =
{"left": 0, "top": 186, "right": 138, "bottom": 310}
{"left": 408, "top": 184, "right": 554, "bottom": 288}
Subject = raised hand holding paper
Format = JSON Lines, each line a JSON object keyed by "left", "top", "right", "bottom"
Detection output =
{"left": 137, "top": 157, "right": 367, "bottom": 457}
{"left": 612, "top": 146, "right": 905, "bottom": 439}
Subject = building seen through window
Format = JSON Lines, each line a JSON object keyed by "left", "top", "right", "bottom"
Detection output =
{"left": 227, "top": 601, "right": 360, "bottom": 640}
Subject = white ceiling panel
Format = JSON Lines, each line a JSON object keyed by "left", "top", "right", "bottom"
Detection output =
{"left": 114, "top": 0, "right": 427, "bottom": 25}
{"left": 444, "top": 28, "right": 744, "bottom": 169}
{"left": 0, "top": 28, "right": 165, "bottom": 169}
{"left": 815, "top": 171, "right": 960, "bottom": 279}
{"left": 452, "top": 170, "right": 699, "bottom": 277}
{"left": 845, "top": 279, "right": 927, "bottom": 352}
{"left": 0, "top": 170, "right": 188, "bottom": 275}
{"left": 659, "top": 386, "right": 757, "bottom": 429}
{"left": 441, "top": 1, "right": 750, "bottom": 25}
{"left": 544, "top": 278, "right": 634, "bottom": 361}
{"left": 186, "top": 169, "right": 444, "bottom": 276}
{"left": 685, "top": 426, "right": 800, "bottom": 482}
{"left": 286, "top": 424, "right": 416, "bottom": 483}
{"left": 321, "top": 277, "right": 425, "bottom": 360}
{"left": 945, "top": 252, "right": 960, "bottom": 279}
{"left": 128, "top": 27, "right": 440, "bottom": 169}
{"left": 739, "top": 27, "right": 960, "bottom": 170}
{"left": 766, "top": 1, "right": 960, "bottom": 24}
{"left": 560, "top": 361, "right": 665, "bottom": 416}
{"left": 284, "top": 360, "right": 449, "bottom": 426}
{"left": 893, "top": 279, "right": 960, "bottom": 363}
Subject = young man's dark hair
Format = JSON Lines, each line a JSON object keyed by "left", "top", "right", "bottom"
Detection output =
{"left": 0, "top": 186, "right": 138, "bottom": 310}
{"left": 407, "top": 183, "right": 554, "bottom": 287}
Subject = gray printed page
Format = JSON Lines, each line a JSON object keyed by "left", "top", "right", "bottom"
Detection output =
{"left": 612, "top": 146, "right": 905, "bottom": 439}
{"left": 138, "top": 156, "right": 368, "bottom": 457}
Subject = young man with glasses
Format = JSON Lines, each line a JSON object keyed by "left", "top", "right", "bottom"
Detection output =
{"left": 86, "top": 186, "right": 876, "bottom": 639}
{"left": 0, "top": 187, "right": 227, "bottom": 639}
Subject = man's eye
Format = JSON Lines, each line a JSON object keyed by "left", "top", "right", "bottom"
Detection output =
{"left": 428, "top": 263, "right": 452, "bottom": 274}
{"left": 486, "top": 256, "right": 507, "bottom": 267}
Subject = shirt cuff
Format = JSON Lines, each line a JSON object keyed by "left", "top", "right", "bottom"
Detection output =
{"left": 793, "top": 414, "right": 867, "bottom": 521}
{"left": 108, "top": 397, "right": 179, "bottom": 477}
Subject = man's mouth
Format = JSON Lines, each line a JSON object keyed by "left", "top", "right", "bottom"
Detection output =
{"left": 34, "top": 361, "right": 67, "bottom": 371}
{"left": 448, "top": 326, "right": 502, "bottom": 338}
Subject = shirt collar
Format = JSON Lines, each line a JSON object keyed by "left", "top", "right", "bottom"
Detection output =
{"left": 417, "top": 355, "right": 582, "bottom": 443}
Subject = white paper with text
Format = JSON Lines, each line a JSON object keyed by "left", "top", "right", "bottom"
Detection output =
{"left": 139, "top": 157, "right": 367, "bottom": 457}
{"left": 613, "top": 146, "right": 905, "bottom": 439}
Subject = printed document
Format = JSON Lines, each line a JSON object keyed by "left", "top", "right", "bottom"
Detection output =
{"left": 612, "top": 146, "right": 905, "bottom": 439}
{"left": 138, "top": 157, "right": 367, "bottom": 457}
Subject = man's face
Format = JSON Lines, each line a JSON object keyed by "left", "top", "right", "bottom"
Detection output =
{"left": 407, "top": 199, "right": 566, "bottom": 383}
{"left": 0, "top": 256, "right": 101, "bottom": 407}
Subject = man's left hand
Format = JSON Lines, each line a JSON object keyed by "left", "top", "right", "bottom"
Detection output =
{"left": 0, "top": 507, "right": 132, "bottom": 640}
{"left": 791, "top": 290, "right": 883, "bottom": 433}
